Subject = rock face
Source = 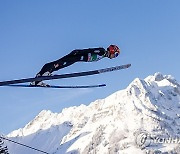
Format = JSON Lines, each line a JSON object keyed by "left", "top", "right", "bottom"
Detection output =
{"left": 7, "top": 73, "right": 180, "bottom": 154}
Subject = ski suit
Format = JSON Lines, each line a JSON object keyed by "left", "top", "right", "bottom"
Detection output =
{"left": 37, "top": 47, "right": 107, "bottom": 76}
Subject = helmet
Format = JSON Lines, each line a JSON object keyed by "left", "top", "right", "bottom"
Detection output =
{"left": 107, "top": 45, "right": 120, "bottom": 57}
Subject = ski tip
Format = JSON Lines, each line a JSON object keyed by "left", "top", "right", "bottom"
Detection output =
{"left": 100, "top": 84, "right": 106, "bottom": 87}
{"left": 126, "top": 64, "right": 131, "bottom": 68}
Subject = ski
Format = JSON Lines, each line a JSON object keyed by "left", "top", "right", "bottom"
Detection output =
{"left": 6, "top": 84, "right": 106, "bottom": 89}
{"left": 0, "top": 64, "right": 131, "bottom": 86}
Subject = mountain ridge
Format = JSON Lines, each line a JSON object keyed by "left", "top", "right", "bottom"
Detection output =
{"left": 6, "top": 72, "right": 180, "bottom": 154}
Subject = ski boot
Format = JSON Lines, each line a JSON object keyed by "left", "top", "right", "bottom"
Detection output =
{"left": 30, "top": 71, "right": 52, "bottom": 87}
{"left": 30, "top": 81, "right": 50, "bottom": 87}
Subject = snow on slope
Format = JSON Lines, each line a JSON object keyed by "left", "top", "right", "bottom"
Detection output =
{"left": 7, "top": 73, "right": 180, "bottom": 154}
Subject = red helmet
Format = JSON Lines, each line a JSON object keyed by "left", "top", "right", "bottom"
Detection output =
{"left": 107, "top": 45, "right": 120, "bottom": 57}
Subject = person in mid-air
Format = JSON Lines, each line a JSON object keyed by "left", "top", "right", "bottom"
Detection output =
{"left": 30, "top": 44, "right": 120, "bottom": 86}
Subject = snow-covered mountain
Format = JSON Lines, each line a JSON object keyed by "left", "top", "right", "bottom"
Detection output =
{"left": 6, "top": 73, "right": 180, "bottom": 154}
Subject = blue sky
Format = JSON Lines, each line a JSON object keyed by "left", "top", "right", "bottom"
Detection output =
{"left": 0, "top": 0, "right": 180, "bottom": 134}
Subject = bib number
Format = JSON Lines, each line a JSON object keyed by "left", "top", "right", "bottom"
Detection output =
{"left": 88, "top": 53, "right": 103, "bottom": 62}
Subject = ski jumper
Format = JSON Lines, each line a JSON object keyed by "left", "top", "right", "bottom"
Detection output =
{"left": 37, "top": 47, "right": 107, "bottom": 76}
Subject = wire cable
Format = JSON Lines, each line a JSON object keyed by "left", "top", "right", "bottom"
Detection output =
{"left": 0, "top": 136, "right": 50, "bottom": 154}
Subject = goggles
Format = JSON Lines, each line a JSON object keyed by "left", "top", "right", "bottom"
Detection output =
{"left": 114, "top": 52, "right": 119, "bottom": 57}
